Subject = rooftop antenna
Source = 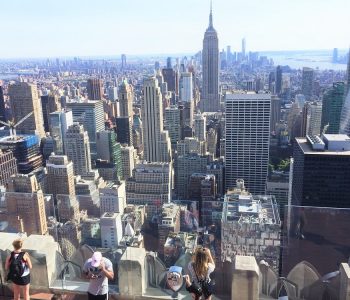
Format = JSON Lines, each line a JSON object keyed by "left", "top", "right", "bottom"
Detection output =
{"left": 209, "top": 0, "right": 213, "bottom": 28}
{"left": 0, "top": 111, "right": 34, "bottom": 139}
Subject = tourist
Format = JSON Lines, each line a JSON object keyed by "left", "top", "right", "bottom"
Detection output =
{"left": 5, "top": 239, "right": 32, "bottom": 300}
{"left": 184, "top": 247, "right": 215, "bottom": 300}
{"left": 83, "top": 251, "right": 114, "bottom": 300}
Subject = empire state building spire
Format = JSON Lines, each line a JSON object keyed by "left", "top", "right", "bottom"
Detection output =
{"left": 209, "top": 0, "right": 213, "bottom": 28}
{"left": 200, "top": 0, "right": 220, "bottom": 112}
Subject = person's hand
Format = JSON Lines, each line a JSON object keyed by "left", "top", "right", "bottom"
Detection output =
{"left": 99, "top": 260, "right": 105, "bottom": 271}
{"left": 183, "top": 275, "right": 191, "bottom": 286}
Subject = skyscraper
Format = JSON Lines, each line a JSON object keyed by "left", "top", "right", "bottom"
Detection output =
{"left": 241, "top": 38, "right": 246, "bottom": 59}
{"left": 0, "top": 150, "right": 17, "bottom": 186}
{"left": 46, "top": 154, "right": 75, "bottom": 197}
{"left": 46, "top": 154, "right": 79, "bottom": 222}
{"left": 49, "top": 109, "right": 73, "bottom": 154}
{"left": 116, "top": 116, "right": 133, "bottom": 146}
{"left": 193, "top": 113, "right": 206, "bottom": 142}
{"left": 200, "top": 4, "right": 220, "bottom": 112}
{"left": 0, "top": 85, "right": 6, "bottom": 122}
{"left": 6, "top": 173, "right": 47, "bottom": 235}
{"left": 121, "top": 145, "right": 136, "bottom": 180}
{"left": 321, "top": 82, "right": 345, "bottom": 134}
{"left": 162, "top": 68, "right": 176, "bottom": 93}
{"left": 41, "top": 93, "right": 61, "bottom": 132}
{"left": 87, "top": 78, "right": 103, "bottom": 100}
{"left": 118, "top": 80, "right": 134, "bottom": 118}
{"left": 165, "top": 106, "right": 181, "bottom": 146}
{"left": 291, "top": 134, "right": 350, "bottom": 208}
{"left": 180, "top": 72, "right": 193, "bottom": 102}
{"left": 275, "top": 66, "right": 283, "bottom": 95}
{"left": 96, "top": 130, "right": 122, "bottom": 180}
{"left": 8, "top": 82, "right": 45, "bottom": 138}
{"left": 141, "top": 77, "right": 171, "bottom": 163}
{"left": 301, "top": 67, "right": 314, "bottom": 100}
{"left": 66, "top": 100, "right": 104, "bottom": 156}
{"left": 121, "top": 54, "right": 127, "bottom": 70}
{"left": 0, "top": 135, "right": 43, "bottom": 174}
{"left": 65, "top": 123, "right": 92, "bottom": 176}
{"left": 126, "top": 162, "right": 172, "bottom": 216}
{"left": 270, "top": 96, "right": 281, "bottom": 133}
{"left": 225, "top": 93, "right": 271, "bottom": 194}
{"left": 302, "top": 101, "right": 322, "bottom": 136}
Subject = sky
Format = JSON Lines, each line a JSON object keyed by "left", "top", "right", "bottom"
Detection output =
{"left": 1, "top": 0, "right": 350, "bottom": 58}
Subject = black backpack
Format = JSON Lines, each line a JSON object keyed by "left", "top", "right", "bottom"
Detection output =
{"left": 7, "top": 252, "right": 25, "bottom": 281}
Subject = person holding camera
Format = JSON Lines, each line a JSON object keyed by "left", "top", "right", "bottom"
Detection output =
{"left": 184, "top": 247, "right": 215, "bottom": 300}
{"left": 83, "top": 251, "right": 114, "bottom": 300}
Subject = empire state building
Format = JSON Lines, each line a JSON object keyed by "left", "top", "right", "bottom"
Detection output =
{"left": 200, "top": 4, "right": 220, "bottom": 112}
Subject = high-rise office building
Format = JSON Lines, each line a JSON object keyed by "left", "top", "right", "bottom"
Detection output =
{"left": 176, "top": 153, "right": 210, "bottom": 199}
{"left": 46, "top": 154, "right": 75, "bottom": 197}
{"left": 108, "top": 86, "right": 118, "bottom": 102}
{"left": 96, "top": 130, "right": 122, "bottom": 180}
{"left": 0, "top": 135, "right": 43, "bottom": 174}
{"left": 165, "top": 106, "right": 181, "bottom": 146}
{"left": 99, "top": 181, "right": 126, "bottom": 215}
{"left": 121, "top": 145, "right": 136, "bottom": 180}
{"left": 200, "top": 5, "right": 220, "bottom": 112}
{"left": 66, "top": 100, "right": 104, "bottom": 156}
{"left": 126, "top": 162, "right": 172, "bottom": 216}
{"left": 194, "top": 113, "right": 206, "bottom": 142}
{"left": 121, "top": 54, "right": 127, "bottom": 70}
{"left": 275, "top": 66, "right": 283, "bottom": 95}
{"left": 116, "top": 116, "right": 133, "bottom": 146}
{"left": 65, "top": 123, "right": 92, "bottom": 176}
{"left": 180, "top": 72, "right": 193, "bottom": 102}
{"left": 206, "top": 127, "right": 217, "bottom": 156}
{"left": 270, "top": 96, "right": 281, "bottom": 133}
{"left": 177, "top": 137, "right": 206, "bottom": 156}
{"left": 41, "top": 93, "right": 61, "bottom": 132}
{"left": 162, "top": 68, "right": 176, "bottom": 93}
{"left": 225, "top": 93, "right": 271, "bottom": 194}
{"left": 166, "top": 57, "right": 172, "bottom": 69}
{"left": 241, "top": 38, "right": 246, "bottom": 58}
{"left": 301, "top": 67, "right": 314, "bottom": 100}
{"left": 0, "top": 85, "right": 6, "bottom": 122}
{"left": 87, "top": 78, "right": 103, "bottom": 100}
{"left": 49, "top": 109, "right": 73, "bottom": 154}
{"left": 101, "top": 212, "right": 123, "bottom": 248}
{"left": 46, "top": 154, "right": 79, "bottom": 222}
{"left": 301, "top": 101, "right": 322, "bottom": 136}
{"left": 0, "top": 150, "right": 17, "bottom": 186}
{"left": 118, "top": 80, "right": 134, "bottom": 119}
{"left": 6, "top": 173, "right": 47, "bottom": 235}
{"left": 141, "top": 77, "right": 171, "bottom": 163}
{"left": 8, "top": 82, "right": 45, "bottom": 138}
{"left": 332, "top": 48, "right": 338, "bottom": 63}
{"left": 291, "top": 134, "right": 350, "bottom": 208}
{"left": 321, "top": 82, "right": 345, "bottom": 134}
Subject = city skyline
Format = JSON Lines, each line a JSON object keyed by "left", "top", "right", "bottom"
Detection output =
{"left": 1, "top": 0, "right": 350, "bottom": 58}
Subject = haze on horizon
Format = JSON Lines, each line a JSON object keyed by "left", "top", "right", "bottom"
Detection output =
{"left": 1, "top": 0, "right": 350, "bottom": 59}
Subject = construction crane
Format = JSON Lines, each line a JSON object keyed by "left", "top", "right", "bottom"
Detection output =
{"left": 0, "top": 111, "right": 34, "bottom": 139}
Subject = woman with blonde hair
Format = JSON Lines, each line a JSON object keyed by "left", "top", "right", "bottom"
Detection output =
{"left": 5, "top": 239, "right": 32, "bottom": 300}
{"left": 184, "top": 247, "right": 215, "bottom": 300}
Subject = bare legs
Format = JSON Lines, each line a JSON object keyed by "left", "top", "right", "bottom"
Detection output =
{"left": 12, "top": 284, "right": 30, "bottom": 300}
{"left": 13, "top": 284, "right": 20, "bottom": 300}
{"left": 23, "top": 284, "right": 30, "bottom": 300}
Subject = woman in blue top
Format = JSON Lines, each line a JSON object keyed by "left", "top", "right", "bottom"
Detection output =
{"left": 5, "top": 239, "right": 32, "bottom": 300}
